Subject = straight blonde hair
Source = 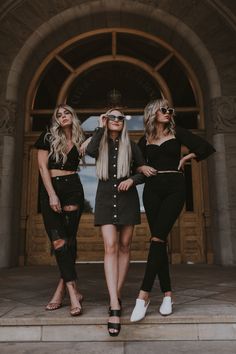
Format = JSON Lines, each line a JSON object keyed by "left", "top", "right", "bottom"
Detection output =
{"left": 96, "top": 109, "right": 132, "bottom": 180}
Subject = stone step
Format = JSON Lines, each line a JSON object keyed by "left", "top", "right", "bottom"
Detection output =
{"left": 1, "top": 304, "right": 236, "bottom": 342}
{"left": 1, "top": 264, "right": 236, "bottom": 343}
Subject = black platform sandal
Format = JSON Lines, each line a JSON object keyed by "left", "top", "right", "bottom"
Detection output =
{"left": 108, "top": 298, "right": 122, "bottom": 315}
{"left": 107, "top": 309, "right": 121, "bottom": 337}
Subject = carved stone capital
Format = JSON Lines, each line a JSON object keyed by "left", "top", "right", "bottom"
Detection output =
{"left": 211, "top": 96, "right": 236, "bottom": 133}
{"left": 0, "top": 101, "right": 16, "bottom": 136}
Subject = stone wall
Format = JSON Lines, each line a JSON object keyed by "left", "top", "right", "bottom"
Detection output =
{"left": 210, "top": 96, "right": 236, "bottom": 264}
{"left": 0, "top": 101, "right": 17, "bottom": 267}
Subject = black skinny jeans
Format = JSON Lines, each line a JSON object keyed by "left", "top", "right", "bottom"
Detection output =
{"left": 40, "top": 173, "right": 84, "bottom": 282}
{"left": 141, "top": 173, "right": 186, "bottom": 293}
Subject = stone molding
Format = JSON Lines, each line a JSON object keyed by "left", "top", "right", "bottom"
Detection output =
{"left": 0, "top": 101, "right": 16, "bottom": 136}
{"left": 211, "top": 96, "right": 236, "bottom": 133}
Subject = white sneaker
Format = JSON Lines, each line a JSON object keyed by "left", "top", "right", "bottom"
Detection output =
{"left": 130, "top": 298, "right": 150, "bottom": 322}
{"left": 159, "top": 296, "right": 173, "bottom": 316}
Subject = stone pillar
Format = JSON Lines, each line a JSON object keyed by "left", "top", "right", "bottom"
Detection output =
{"left": 0, "top": 100, "right": 17, "bottom": 267}
{"left": 210, "top": 96, "right": 236, "bottom": 265}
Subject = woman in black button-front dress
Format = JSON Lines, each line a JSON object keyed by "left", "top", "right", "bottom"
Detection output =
{"left": 86, "top": 109, "right": 145, "bottom": 336}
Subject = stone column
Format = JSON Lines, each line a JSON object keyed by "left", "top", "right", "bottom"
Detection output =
{"left": 0, "top": 100, "right": 17, "bottom": 267}
{"left": 210, "top": 96, "right": 236, "bottom": 265}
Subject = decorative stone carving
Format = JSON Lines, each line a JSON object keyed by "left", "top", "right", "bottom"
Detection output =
{"left": 0, "top": 101, "right": 16, "bottom": 136}
{"left": 211, "top": 96, "right": 236, "bottom": 132}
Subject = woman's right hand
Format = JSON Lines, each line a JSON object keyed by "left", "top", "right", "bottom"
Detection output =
{"left": 138, "top": 165, "right": 157, "bottom": 177}
{"left": 98, "top": 114, "right": 107, "bottom": 128}
{"left": 49, "top": 194, "right": 62, "bottom": 213}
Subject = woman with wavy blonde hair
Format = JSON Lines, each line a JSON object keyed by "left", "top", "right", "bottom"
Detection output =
{"left": 143, "top": 98, "right": 175, "bottom": 140}
{"left": 86, "top": 108, "right": 145, "bottom": 336}
{"left": 47, "top": 104, "right": 85, "bottom": 164}
{"left": 35, "top": 104, "right": 85, "bottom": 316}
{"left": 130, "top": 98, "right": 215, "bottom": 322}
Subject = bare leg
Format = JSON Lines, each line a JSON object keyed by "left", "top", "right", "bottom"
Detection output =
{"left": 66, "top": 280, "right": 83, "bottom": 316}
{"left": 117, "top": 225, "right": 134, "bottom": 298}
{"left": 46, "top": 238, "right": 66, "bottom": 311}
{"left": 46, "top": 277, "right": 65, "bottom": 310}
{"left": 102, "top": 225, "right": 120, "bottom": 334}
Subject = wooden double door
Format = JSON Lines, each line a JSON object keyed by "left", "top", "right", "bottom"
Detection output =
{"left": 22, "top": 133, "right": 213, "bottom": 266}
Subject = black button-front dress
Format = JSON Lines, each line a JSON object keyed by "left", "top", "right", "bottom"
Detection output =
{"left": 86, "top": 127, "right": 145, "bottom": 226}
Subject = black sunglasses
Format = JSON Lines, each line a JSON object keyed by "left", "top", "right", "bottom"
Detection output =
{"left": 159, "top": 107, "right": 175, "bottom": 115}
{"left": 107, "top": 114, "right": 125, "bottom": 122}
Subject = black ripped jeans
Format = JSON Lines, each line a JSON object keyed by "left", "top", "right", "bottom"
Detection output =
{"left": 141, "top": 173, "right": 186, "bottom": 293}
{"left": 40, "top": 173, "right": 84, "bottom": 282}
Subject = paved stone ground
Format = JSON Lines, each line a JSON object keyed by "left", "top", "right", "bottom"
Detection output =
{"left": 0, "top": 341, "right": 236, "bottom": 354}
{"left": 0, "top": 263, "right": 236, "bottom": 351}
{"left": 0, "top": 263, "right": 236, "bottom": 318}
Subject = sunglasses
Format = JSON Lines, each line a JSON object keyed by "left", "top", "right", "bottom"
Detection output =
{"left": 159, "top": 107, "right": 175, "bottom": 115}
{"left": 106, "top": 114, "right": 125, "bottom": 122}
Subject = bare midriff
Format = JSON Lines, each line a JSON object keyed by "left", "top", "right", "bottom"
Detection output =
{"left": 50, "top": 169, "right": 76, "bottom": 177}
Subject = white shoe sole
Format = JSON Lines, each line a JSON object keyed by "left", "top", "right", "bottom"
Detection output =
{"left": 159, "top": 309, "right": 173, "bottom": 316}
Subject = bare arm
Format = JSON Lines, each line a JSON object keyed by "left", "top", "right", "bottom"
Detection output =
{"left": 37, "top": 150, "right": 61, "bottom": 213}
{"left": 178, "top": 152, "right": 196, "bottom": 171}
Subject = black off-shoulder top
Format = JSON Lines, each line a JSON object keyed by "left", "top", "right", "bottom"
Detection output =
{"left": 34, "top": 130, "right": 81, "bottom": 171}
{"left": 138, "top": 126, "right": 215, "bottom": 171}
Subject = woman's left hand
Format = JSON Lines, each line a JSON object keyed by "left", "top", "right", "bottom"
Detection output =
{"left": 118, "top": 178, "right": 134, "bottom": 192}
{"left": 178, "top": 153, "right": 196, "bottom": 171}
{"left": 178, "top": 156, "right": 187, "bottom": 171}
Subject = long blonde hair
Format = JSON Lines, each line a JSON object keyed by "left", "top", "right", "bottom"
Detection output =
{"left": 96, "top": 109, "right": 132, "bottom": 180}
{"left": 46, "top": 104, "right": 85, "bottom": 163}
{"left": 144, "top": 98, "right": 175, "bottom": 140}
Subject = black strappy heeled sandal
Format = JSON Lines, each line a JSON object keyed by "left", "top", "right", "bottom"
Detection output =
{"left": 108, "top": 298, "right": 122, "bottom": 315}
{"left": 107, "top": 309, "right": 121, "bottom": 337}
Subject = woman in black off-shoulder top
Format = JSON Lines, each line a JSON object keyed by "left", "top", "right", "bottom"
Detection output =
{"left": 130, "top": 98, "right": 215, "bottom": 322}
{"left": 35, "top": 104, "right": 85, "bottom": 317}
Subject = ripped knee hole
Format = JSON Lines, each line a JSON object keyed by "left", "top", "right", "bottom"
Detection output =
{"left": 53, "top": 239, "right": 66, "bottom": 250}
{"left": 63, "top": 205, "right": 79, "bottom": 212}
{"left": 151, "top": 237, "right": 165, "bottom": 243}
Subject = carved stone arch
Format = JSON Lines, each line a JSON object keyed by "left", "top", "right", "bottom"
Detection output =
{"left": 6, "top": 0, "right": 221, "bottom": 105}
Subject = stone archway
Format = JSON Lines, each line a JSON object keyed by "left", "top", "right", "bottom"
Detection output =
{"left": 6, "top": 1, "right": 222, "bottom": 103}
{"left": 22, "top": 25, "right": 213, "bottom": 264}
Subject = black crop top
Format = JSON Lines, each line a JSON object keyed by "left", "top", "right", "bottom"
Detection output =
{"left": 34, "top": 130, "right": 81, "bottom": 171}
{"left": 138, "top": 126, "right": 215, "bottom": 171}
